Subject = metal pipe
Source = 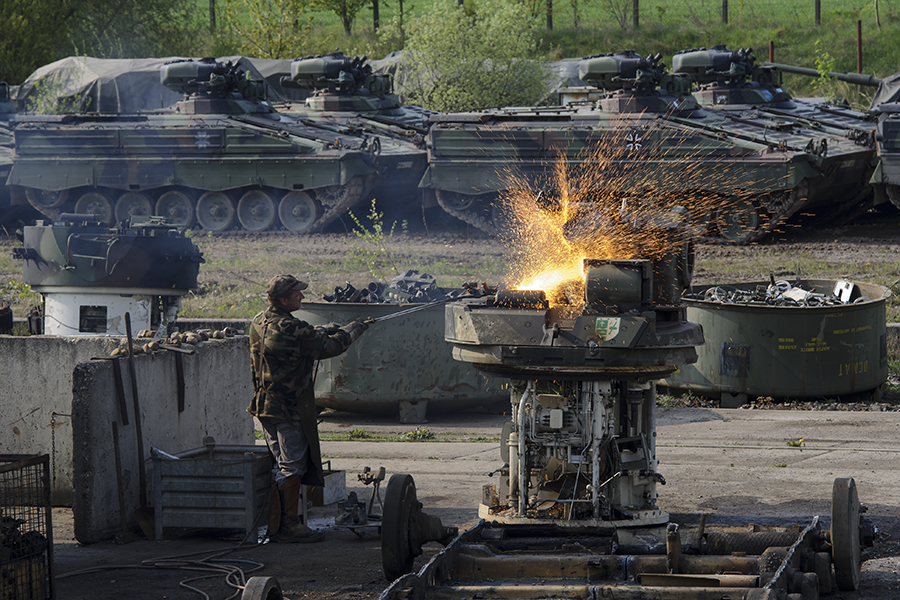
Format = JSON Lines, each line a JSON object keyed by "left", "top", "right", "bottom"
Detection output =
{"left": 591, "top": 382, "right": 603, "bottom": 518}
{"left": 763, "top": 62, "right": 882, "bottom": 87}
{"left": 857, "top": 20, "right": 863, "bottom": 74}
{"left": 124, "top": 313, "right": 147, "bottom": 506}
{"left": 517, "top": 382, "right": 531, "bottom": 515}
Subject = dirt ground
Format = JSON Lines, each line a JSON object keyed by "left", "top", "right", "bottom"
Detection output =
{"left": 37, "top": 215, "right": 900, "bottom": 599}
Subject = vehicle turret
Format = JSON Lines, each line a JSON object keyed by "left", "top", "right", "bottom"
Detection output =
{"left": 284, "top": 52, "right": 405, "bottom": 115}
{"left": 672, "top": 45, "right": 793, "bottom": 106}
{"left": 578, "top": 51, "right": 702, "bottom": 115}
{"left": 161, "top": 58, "right": 275, "bottom": 116}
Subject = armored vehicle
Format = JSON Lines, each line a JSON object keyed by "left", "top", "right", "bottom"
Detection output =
{"left": 8, "top": 59, "right": 391, "bottom": 233}
{"left": 425, "top": 51, "right": 876, "bottom": 243}
{"left": 874, "top": 99, "right": 900, "bottom": 208}
{"left": 1, "top": 82, "right": 42, "bottom": 230}
{"left": 671, "top": 46, "right": 880, "bottom": 222}
{"left": 282, "top": 52, "right": 431, "bottom": 210}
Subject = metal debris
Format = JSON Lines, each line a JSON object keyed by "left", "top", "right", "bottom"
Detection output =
{"left": 687, "top": 277, "right": 871, "bottom": 307}
{"left": 324, "top": 269, "right": 497, "bottom": 303}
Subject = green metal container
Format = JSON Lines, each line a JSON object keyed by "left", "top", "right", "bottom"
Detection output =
{"left": 661, "top": 279, "right": 890, "bottom": 403}
{"left": 296, "top": 302, "right": 508, "bottom": 419}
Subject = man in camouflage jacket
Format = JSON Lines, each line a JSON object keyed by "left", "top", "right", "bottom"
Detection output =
{"left": 249, "top": 274, "right": 368, "bottom": 543}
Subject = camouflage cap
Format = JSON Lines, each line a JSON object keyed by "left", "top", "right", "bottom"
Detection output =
{"left": 266, "top": 274, "right": 309, "bottom": 300}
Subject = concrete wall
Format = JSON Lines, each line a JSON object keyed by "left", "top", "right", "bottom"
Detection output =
{"left": 0, "top": 335, "right": 123, "bottom": 504}
{"left": 0, "top": 334, "right": 254, "bottom": 543}
{"left": 71, "top": 337, "right": 254, "bottom": 543}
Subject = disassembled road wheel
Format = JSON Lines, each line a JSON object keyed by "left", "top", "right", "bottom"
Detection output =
{"left": 831, "top": 477, "right": 871, "bottom": 591}
{"left": 241, "top": 576, "right": 282, "bottom": 600}
{"left": 381, "top": 473, "right": 458, "bottom": 581}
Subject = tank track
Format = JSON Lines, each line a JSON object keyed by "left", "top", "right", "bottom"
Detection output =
{"left": 702, "top": 185, "right": 807, "bottom": 245}
{"left": 434, "top": 190, "right": 497, "bottom": 235}
{"left": 886, "top": 184, "right": 900, "bottom": 211}
{"left": 433, "top": 186, "right": 814, "bottom": 245}
{"left": 313, "top": 175, "right": 371, "bottom": 232}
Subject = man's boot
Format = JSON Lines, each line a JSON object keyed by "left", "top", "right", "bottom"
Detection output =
{"left": 266, "top": 478, "right": 281, "bottom": 540}
{"left": 272, "top": 476, "right": 324, "bottom": 543}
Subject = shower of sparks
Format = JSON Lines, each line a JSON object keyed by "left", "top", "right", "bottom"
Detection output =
{"left": 488, "top": 120, "right": 790, "bottom": 307}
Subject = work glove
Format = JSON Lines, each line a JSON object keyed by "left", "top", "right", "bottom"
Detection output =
{"left": 341, "top": 319, "right": 369, "bottom": 343}
{"left": 317, "top": 322, "right": 342, "bottom": 335}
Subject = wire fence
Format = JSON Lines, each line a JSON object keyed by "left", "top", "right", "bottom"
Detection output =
{"left": 609, "top": 0, "right": 893, "bottom": 29}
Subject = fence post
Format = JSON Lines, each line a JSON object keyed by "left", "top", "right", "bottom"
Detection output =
{"left": 768, "top": 41, "right": 775, "bottom": 63}
{"left": 815, "top": 0, "right": 821, "bottom": 26}
{"left": 547, "top": 0, "right": 553, "bottom": 29}
{"left": 857, "top": 20, "right": 863, "bottom": 73}
{"left": 633, "top": 0, "right": 639, "bottom": 28}
{"left": 722, "top": 0, "right": 728, "bottom": 24}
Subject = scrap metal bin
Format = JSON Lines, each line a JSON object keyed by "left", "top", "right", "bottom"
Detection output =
{"left": 151, "top": 442, "right": 272, "bottom": 541}
{"left": 662, "top": 279, "right": 890, "bottom": 402}
{"left": 296, "top": 301, "right": 508, "bottom": 417}
{"left": 0, "top": 454, "right": 54, "bottom": 600}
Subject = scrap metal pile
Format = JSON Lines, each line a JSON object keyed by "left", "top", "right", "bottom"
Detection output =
{"left": 323, "top": 269, "right": 496, "bottom": 303}
{"left": 689, "top": 278, "right": 868, "bottom": 307}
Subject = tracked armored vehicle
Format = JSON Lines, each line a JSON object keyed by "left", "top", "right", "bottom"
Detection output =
{"left": 9, "top": 59, "right": 388, "bottom": 233}
{"left": 1, "top": 83, "right": 42, "bottom": 230}
{"left": 874, "top": 98, "right": 900, "bottom": 208}
{"left": 425, "top": 51, "right": 874, "bottom": 243}
{"left": 282, "top": 52, "right": 431, "bottom": 209}
{"left": 671, "top": 46, "right": 880, "bottom": 223}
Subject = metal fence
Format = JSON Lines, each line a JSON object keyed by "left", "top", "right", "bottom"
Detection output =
{"left": 596, "top": 0, "right": 894, "bottom": 29}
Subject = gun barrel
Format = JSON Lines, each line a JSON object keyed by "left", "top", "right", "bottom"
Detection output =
{"left": 765, "top": 62, "right": 882, "bottom": 87}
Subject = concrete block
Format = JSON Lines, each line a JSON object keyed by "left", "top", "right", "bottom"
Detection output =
{"left": 71, "top": 337, "right": 254, "bottom": 543}
{"left": 0, "top": 335, "right": 122, "bottom": 505}
{"left": 309, "top": 469, "right": 347, "bottom": 506}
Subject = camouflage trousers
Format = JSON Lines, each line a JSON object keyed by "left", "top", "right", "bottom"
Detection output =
{"left": 258, "top": 417, "right": 309, "bottom": 486}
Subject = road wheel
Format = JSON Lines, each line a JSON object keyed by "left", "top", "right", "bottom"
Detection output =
{"left": 115, "top": 191, "right": 154, "bottom": 224}
{"left": 436, "top": 189, "right": 476, "bottom": 211}
{"left": 241, "top": 576, "right": 282, "bottom": 600}
{"left": 886, "top": 184, "right": 900, "bottom": 210}
{"left": 715, "top": 196, "right": 761, "bottom": 244}
{"left": 25, "top": 188, "right": 69, "bottom": 208}
{"left": 832, "top": 477, "right": 862, "bottom": 591}
{"left": 155, "top": 190, "right": 196, "bottom": 228}
{"left": 279, "top": 191, "right": 321, "bottom": 233}
{"left": 237, "top": 189, "right": 277, "bottom": 231}
{"left": 381, "top": 474, "right": 417, "bottom": 581}
{"left": 74, "top": 191, "right": 114, "bottom": 225}
{"left": 196, "top": 191, "right": 235, "bottom": 232}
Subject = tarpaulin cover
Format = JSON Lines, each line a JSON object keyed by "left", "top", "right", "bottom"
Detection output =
{"left": 13, "top": 56, "right": 300, "bottom": 114}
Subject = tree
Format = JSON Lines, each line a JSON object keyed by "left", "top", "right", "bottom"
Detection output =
{"left": 1, "top": 0, "right": 205, "bottom": 85}
{"left": 313, "top": 0, "right": 369, "bottom": 36}
{"left": 223, "top": 0, "right": 312, "bottom": 58}
{"left": 395, "top": 0, "right": 551, "bottom": 112}
{"left": 0, "top": 0, "right": 79, "bottom": 84}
